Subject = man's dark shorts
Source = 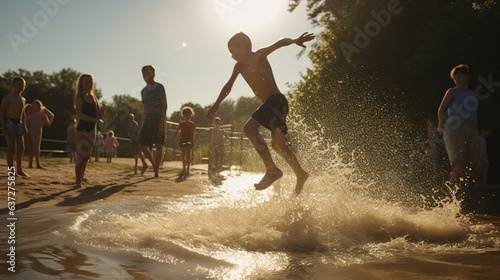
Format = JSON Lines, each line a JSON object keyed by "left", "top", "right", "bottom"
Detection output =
{"left": 139, "top": 117, "right": 165, "bottom": 147}
{"left": 251, "top": 94, "right": 289, "bottom": 135}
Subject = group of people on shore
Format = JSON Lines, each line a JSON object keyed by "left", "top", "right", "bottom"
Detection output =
{"left": 0, "top": 77, "right": 55, "bottom": 176}
{"left": 66, "top": 31, "right": 313, "bottom": 193}
{"left": 1, "top": 32, "right": 493, "bottom": 193}
{"left": 66, "top": 121, "right": 118, "bottom": 164}
{"left": 130, "top": 104, "right": 227, "bottom": 179}
{"left": 2, "top": 32, "right": 316, "bottom": 194}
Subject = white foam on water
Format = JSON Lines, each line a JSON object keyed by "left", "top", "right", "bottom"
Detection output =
{"left": 65, "top": 117, "right": 498, "bottom": 278}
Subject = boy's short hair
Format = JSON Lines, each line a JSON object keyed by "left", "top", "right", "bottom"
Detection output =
{"left": 12, "top": 76, "right": 26, "bottom": 85}
{"left": 32, "top": 99, "right": 43, "bottom": 108}
{"left": 450, "top": 64, "right": 470, "bottom": 79}
{"left": 181, "top": 106, "right": 194, "bottom": 116}
{"left": 142, "top": 65, "right": 156, "bottom": 74}
{"left": 228, "top": 32, "right": 252, "bottom": 50}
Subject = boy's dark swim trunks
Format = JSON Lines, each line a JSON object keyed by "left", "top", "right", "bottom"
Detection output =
{"left": 251, "top": 93, "right": 289, "bottom": 135}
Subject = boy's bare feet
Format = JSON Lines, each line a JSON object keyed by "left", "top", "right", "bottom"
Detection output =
{"left": 255, "top": 167, "right": 283, "bottom": 190}
{"left": 17, "top": 170, "right": 30, "bottom": 177}
{"left": 141, "top": 165, "right": 148, "bottom": 175}
{"left": 294, "top": 170, "right": 309, "bottom": 195}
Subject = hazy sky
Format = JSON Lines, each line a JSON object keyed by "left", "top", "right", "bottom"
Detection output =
{"left": 0, "top": 0, "right": 319, "bottom": 113}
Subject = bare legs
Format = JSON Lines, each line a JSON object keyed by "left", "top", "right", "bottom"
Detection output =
{"left": 139, "top": 144, "right": 162, "bottom": 177}
{"left": 75, "top": 130, "right": 95, "bottom": 188}
{"left": 244, "top": 118, "right": 309, "bottom": 194}
{"left": 154, "top": 146, "right": 163, "bottom": 177}
{"left": 5, "top": 134, "right": 29, "bottom": 177}
{"left": 180, "top": 145, "right": 192, "bottom": 175}
{"left": 449, "top": 160, "right": 478, "bottom": 187}
{"left": 133, "top": 149, "right": 147, "bottom": 175}
{"left": 448, "top": 139, "right": 479, "bottom": 187}
{"left": 29, "top": 130, "right": 44, "bottom": 168}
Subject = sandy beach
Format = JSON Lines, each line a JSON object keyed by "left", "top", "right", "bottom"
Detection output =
{"left": 0, "top": 157, "right": 210, "bottom": 212}
{"left": 0, "top": 157, "right": 227, "bottom": 279}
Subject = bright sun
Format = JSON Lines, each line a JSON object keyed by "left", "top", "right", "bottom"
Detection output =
{"left": 215, "top": 0, "right": 287, "bottom": 30}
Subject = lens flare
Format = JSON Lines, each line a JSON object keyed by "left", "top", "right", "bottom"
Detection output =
{"left": 217, "top": 0, "right": 287, "bottom": 30}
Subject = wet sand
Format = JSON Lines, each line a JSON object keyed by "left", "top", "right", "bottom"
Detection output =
{"left": 0, "top": 157, "right": 215, "bottom": 279}
{"left": 0, "top": 157, "right": 211, "bottom": 212}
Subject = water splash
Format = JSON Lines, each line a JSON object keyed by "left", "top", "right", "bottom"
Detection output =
{"left": 65, "top": 118, "right": 493, "bottom": 278}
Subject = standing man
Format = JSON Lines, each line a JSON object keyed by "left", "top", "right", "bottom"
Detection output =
{"left": 138, "top": 65, "right": 167, "bottom": 177}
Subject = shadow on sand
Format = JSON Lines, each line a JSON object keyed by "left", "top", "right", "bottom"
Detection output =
{"left": 56, "top": 177, "right": 156, "bottom": 207}
{"left": 0, "top": 177, "right": 156, "bottom": 214}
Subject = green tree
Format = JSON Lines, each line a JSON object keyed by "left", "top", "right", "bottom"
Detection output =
{"left": 169, "top": 102, "right": 209, "bottom": 127}
{"left": 101, "top": 94, "right": 143, "bottom": 138}
{"left": 231, "top": 96, "right": 260, "bottom": 132}
{"left": 288, "top": 0, "right": 500, "bottom": 189}
{"left": 0, "top": 77, "right": 10, "bottom": 103}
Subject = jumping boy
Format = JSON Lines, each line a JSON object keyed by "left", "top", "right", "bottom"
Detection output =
{"left": 207, "top": 32, "right": 314, "bottom": 194}
{"left": 0, "top": 76, "right": 30, "bottom": 177}
{"left": 138, "top": 65, "right": 167, "bottom": 177}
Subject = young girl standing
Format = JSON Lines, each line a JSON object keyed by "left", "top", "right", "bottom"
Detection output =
{"left": 74, "top": 74, "right": 105, "bottom": 188}
{"left": 27, "top": 99, "right": 54, "bottom": 168}
{"left": 104, "top": 130, "right": 119, "bottom": 163}
{"left": 176, "top": 106, "right": 196, "bottom": 176}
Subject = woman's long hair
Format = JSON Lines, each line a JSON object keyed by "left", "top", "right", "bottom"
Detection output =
{"left": 74, "top": 73, "right": 95, "bottom": 105}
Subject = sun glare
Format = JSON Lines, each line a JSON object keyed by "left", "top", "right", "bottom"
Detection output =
{"left": 216, "top": 0, "right": 287, "bottom": 30}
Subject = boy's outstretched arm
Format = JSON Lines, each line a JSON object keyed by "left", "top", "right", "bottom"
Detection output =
{"left": 259, "top": 32, "right": 315, "bottom": 57}
{"left": 207, "top": 64, "right": 240, "bottom": 122}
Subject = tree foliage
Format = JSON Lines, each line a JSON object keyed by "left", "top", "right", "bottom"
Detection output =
{"left": 288, "top": 0, "right": 500, "bottom": 187}
{"left": 101, "top": 94, "right": 143, "bottom": 138}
